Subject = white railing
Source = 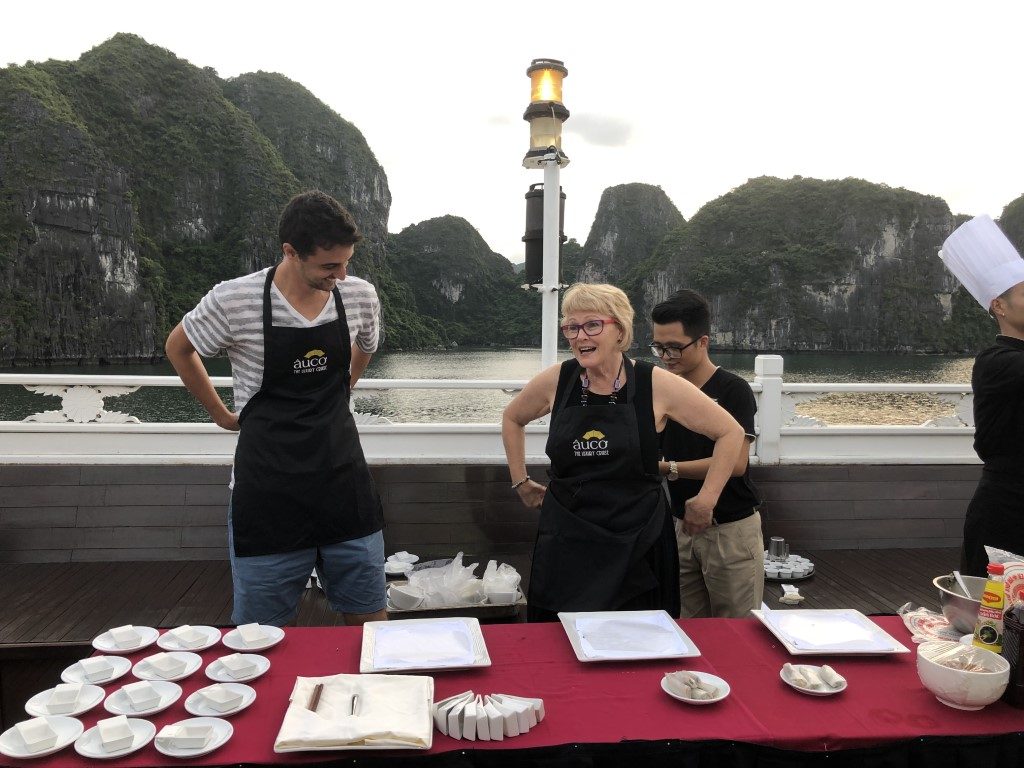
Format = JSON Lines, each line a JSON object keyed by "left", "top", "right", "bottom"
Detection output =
{"left": 0, "top": 355, "right": 977, "bottom": 466}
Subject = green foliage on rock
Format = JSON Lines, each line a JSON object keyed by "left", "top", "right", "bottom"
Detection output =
{"left": 387, "top": 216, "right": 541, "bottom": 348}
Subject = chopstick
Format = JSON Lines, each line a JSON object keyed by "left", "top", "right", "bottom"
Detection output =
{"left": 307, "top": 683, "right": 324, "bottom": 712}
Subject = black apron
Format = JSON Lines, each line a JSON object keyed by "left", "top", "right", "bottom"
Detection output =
{"left": 230, "top": 266, "right": 383, "bottom": 557}
{"left": 528, "top": 358, "right": 678, "bottom": 617}
{"left": 961, "top": 469, "right": 1024, "bottom": 577}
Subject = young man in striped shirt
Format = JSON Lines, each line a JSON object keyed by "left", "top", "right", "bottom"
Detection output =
{"left": 165, "top": 190, "right": 386, "bottom": 627}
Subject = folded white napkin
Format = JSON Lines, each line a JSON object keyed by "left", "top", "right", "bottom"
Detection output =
{"left": 274, "top": 673, "right": 433, "bottom": 751}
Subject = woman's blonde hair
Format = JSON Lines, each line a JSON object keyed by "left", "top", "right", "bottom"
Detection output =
{"left": 560, "top": 283, "right": 634, "bottom": 351}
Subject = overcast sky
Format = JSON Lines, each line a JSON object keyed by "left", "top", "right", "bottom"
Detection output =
{"left": 4, "top": 0, "right": 1023, "bottom": 263}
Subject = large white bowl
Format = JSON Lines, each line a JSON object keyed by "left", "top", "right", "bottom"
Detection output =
{"left": 916, "top": 640, "right": 1009, "bottom": 710}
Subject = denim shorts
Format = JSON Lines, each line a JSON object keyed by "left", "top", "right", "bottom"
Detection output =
{"left": 227, "top": 505, "right": 386, "bottom": 626}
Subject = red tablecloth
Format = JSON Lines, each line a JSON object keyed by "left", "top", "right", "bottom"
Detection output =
{"left": 10, "top": 616, "right": 1024, "bottom": 767}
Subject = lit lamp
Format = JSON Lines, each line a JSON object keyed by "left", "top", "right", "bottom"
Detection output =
{"left": 522, "top": 59, "right": 569, "bottom": 168}
{"left": 520, "top": 58, "right": 569, "bottom": 369}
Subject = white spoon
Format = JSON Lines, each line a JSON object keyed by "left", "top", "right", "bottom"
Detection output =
{"left": 952, "top": 570, "right": 971, "bottom": 598}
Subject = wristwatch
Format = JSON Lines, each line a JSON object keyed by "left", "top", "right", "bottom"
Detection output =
{"left": 667, "top": 460, "right": 679, "bottom": 481}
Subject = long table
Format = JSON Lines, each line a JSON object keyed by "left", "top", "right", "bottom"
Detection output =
{"left": 9, "top": 616, "right": 1024, "bottom": 767}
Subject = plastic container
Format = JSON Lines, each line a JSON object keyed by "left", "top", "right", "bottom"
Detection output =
{"left": 973, "top": 563, "right": 1005, "bottom": 653}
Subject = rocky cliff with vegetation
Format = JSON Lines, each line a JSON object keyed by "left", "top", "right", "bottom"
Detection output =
{"left": 0, "top": 34, "right": 408, "bottom": 364}
{"left": 387, "top": 216, "right": 539, "bottom": 347}
{"left": 563, "top": 183, "right": 684, "bottom": 285}
{"left": 1, "top": 35, "right": 1018, "bottom": 362}
{"left": 619, "top": 177, "right": 1000, "bottom": 353}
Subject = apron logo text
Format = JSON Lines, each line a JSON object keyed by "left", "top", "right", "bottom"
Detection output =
{"left": 573, "top": 429, "right": 610, "bottom": 457}
{"left": 294, "top": 348, "right": 328, "bottom": 374}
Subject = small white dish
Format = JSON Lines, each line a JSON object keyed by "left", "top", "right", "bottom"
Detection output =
{"left": 388, "top": 551, "right": 420, "bottom": 564}
{"left": 184, "top": 684, "right": 257, "bottom": 717}
{"left": 154, "top": 717, "right": 232, "bottom": 758}
{"left": 780, "top": 664, "right": 848, "bottom": 696}
{"left": 132, "top": 651, "right": 203, "bottom": 682}
{"left": 104, "top": 680, "right": 182, "bottom": 716}
{"left": 205, "top": 654, "right": 271, "bottom": 683}
{"left": 92, "top": 626, "right": 159, "bottom": 654}
{"left": 74, "top": 718, "right": 155, "bottom": 760}
{"left": 0, "top": 716, "right": 83, "bottom": 759}
{"left": 157, "top": 625, "right": 222, "bottom": 651}
{"left": 61, "top": 655, "right": 132, "bottom": 685}
{"left": 25, "top": 684, "right": 105, "bottom": 718}
{"left": 222, "top": 625, "right": 285, "bottom": 651}
{"left": 385, "top": 561, "right": 414, "bottom": 576}
{"left": 661, "top": 671, "right": 731, "bottom": 705}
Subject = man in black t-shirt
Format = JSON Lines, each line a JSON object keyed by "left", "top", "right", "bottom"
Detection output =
{"left": 651, "top": 290, "right": 764, "bottom": 618}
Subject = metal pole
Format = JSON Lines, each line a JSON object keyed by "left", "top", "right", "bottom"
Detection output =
{"left": 540, "top": 157, "right": 560, "bottom": 370}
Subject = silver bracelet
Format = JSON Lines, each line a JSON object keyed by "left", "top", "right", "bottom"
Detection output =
{"left": 511, "top": 475, "right": 531, "bottom": 490}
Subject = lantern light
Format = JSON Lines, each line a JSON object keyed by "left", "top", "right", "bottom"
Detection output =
{"left": 523, "top": 58, "right": 569, "bottom": 168}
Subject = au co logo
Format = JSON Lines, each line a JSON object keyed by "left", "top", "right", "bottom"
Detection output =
{"left": 294, "top": 348, "right": 328, "bottom": 373}
{"left": 573, "top": 429, "right": 610, "bottom": 456}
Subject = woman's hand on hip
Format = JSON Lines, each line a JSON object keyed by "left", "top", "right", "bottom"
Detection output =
{"left": 516, "top": 479, "right": 547, "bottom": 509}
{"left": 682, "top": 494, "right": 714, "bottom": 536}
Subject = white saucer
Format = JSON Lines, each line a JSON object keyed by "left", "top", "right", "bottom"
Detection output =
{"left": 222, "top": 625, "right": 285, "bottom": 651}
{"left": 0, "top": 716, "right": 83, "bottom": 759}
{"left": 184, "top": 684, "right": 257, "bottom": 717}
{"left": 92, "top": 626, "right": 159, "bottom": 654}
{"left": 61, "top": 656, "right": 132, "bottom": 685}
{"left": 154, "top": 717, "right": 232, "bottom": 758}
{"left": 780, "top": 664, "right": 848, "bottom": 696}
{"left": 385, "top": 561, "right": 414, "bottom": 575}
{"left": 157, "top": 625, "right": 222, "bottom": 652}
{"left": 205, "top": 654, "right": 271, "bottom": 683}
{"left": 132, "top": 651, "right": 203, "bottom": 681}
{"left": 74, "top": 718, "right": 155, "bottom": 760}
{"left": 25, "top": 684, "right": 105, "bottom": 717}
{"left": 104, "top": 680, "right": 182, "bottom": 716}
{"left": 661, "top": 671, "right": 731, "bottom": 705}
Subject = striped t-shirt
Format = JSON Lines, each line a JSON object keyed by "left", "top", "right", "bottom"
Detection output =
{"left": 183, "top": 267, "right": 381, "bottom": 412}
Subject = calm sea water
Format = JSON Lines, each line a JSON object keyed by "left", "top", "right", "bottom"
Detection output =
{"left": 0, "top": 348, "right": 975, "bottom": 424}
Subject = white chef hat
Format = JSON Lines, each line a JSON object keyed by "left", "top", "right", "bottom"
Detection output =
{"left": 939, "top": 214, "right": 1024, "bottom": 310}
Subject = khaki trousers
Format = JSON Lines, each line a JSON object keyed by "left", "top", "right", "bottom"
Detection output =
{"left": 674, "top": 511, "right": 764, "bottom": 618}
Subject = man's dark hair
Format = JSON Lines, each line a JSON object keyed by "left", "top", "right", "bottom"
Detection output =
{"left": 278, "top": 190, "right": 362, "bottom": 257}
{"left": 651, "top": 289, "right": 711, "bottom": 339}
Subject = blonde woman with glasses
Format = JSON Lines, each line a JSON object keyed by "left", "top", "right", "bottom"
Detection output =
{"left": 502, "top": 284, "right": 745, "bottom": 622}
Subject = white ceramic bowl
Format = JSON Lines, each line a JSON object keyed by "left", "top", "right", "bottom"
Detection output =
{"left": 387, "top": 584, "right": 424, "bottom": 610}
{"left": 916, "top": 640, "right": 1010, "bottom": 710}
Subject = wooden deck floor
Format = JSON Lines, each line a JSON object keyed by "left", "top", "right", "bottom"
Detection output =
{"left": 0, "top": 548, "right": 959, "bottom": 644}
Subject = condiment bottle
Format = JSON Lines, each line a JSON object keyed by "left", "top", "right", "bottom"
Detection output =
{"left": 973, "top": 562, "right": 1006, "bottom": 653}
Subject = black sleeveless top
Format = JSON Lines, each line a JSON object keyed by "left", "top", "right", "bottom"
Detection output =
{"left": 551, "top": 358, "right": 661, "bottom": 474}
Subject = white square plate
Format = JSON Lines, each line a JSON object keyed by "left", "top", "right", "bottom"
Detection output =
{"left": 752, "top": 609, "right": 910, "bottom": 655}
{"left": 360, "top": 617, "right": 491, "bottom": 673}
{"left": 558, "top": 610, "right": 700, "bottom": 662}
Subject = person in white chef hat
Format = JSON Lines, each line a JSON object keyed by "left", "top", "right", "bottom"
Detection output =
{"left": 939, "top": 214, "right": 1024, "bottom": 575}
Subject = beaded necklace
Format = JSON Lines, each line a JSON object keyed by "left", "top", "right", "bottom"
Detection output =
{"left": 580, "top": 358, "right": 625, "bottom": 406}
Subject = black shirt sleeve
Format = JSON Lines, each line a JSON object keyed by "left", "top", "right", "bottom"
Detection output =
{"left": 716, "top": 376, "right": 757, "bottom": 438}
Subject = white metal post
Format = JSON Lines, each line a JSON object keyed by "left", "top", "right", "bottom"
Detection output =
{"left": 540, "top": 157, "right": 561, "bottom": 370}
{"left": 753, "top": 354, "right": 784, "bottom": 464}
